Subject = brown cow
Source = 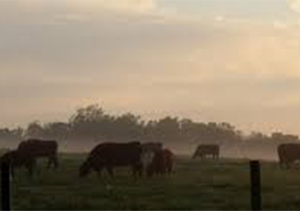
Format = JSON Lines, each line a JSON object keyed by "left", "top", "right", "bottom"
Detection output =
{"left": 79, "top": 142, "right": 143, "bottom": 178}
{"left": 278, "top": 143, "right": 300, "bottom": 168}
{"left": 193, "top": 144, "right": 220, "bottom": 159}
{"left": 0, "top": 150, "right": 36, "bottom": 178}
{"left": 147, "top": 149, "right": 174, "bottom": 177}
{"left": 18, "top": 139, "right": 58, "bottom": 169}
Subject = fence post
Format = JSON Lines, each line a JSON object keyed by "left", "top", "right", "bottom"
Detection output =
{"left": 250, "top": 160, "right": 261, "bottom": 211}
{"left": 1, "top": 163, "right": 11, "bottom": 211}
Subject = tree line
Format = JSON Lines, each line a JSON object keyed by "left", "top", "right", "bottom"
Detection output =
{"left": 0, "top": 104, "right": 299, "bottom": 156}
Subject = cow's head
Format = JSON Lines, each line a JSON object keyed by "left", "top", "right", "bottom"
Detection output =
{"left": 79, "top": 161, "right": 92, "bottom": 178}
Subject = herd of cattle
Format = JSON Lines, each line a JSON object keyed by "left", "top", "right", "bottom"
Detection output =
{"left": 0, "top": 140, "right": 300, "bottom": 179}
{"left": 0, "top": 140, "right": 175, "bottom": 179}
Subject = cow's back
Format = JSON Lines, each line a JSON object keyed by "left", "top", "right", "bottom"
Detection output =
{"left": 88, "top": 142, "right": 142, "bottom": 166}
{"left": 18, "top": 139, "right": 58, "bottom": 157}
{"left": 198, "top": 145, "right": 219, "bottom": 154}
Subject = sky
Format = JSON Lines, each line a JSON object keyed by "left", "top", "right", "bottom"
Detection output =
{"left": 1, "top": 0, "right": 300, "bottom": 135}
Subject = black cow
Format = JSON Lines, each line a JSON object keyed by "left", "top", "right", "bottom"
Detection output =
{"left": 0, "top": 150, "right": 36, "bottom": 178}
{"left": 79, "top": 142, "right": 143, "bottom": 178}
{"left": 18, "top": 139, "right": 58, "bottom": 169}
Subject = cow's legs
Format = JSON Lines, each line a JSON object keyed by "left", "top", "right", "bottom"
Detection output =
{"left": 26, "top": 164, "right": 34, "bottom": 178}
{"left": 97, "top": 170, "right": 102, "bottom": 178}
{"left": 48, "top": 155, "right": 58, "bottom": 169}
{"left": 52, "top": 155, "right": 58, "bottom": 169}
{"left": 279, "top": 160, "right": 285, "bottom": 169}
{"left": 146, "top": 166, "right": 152, "bottom": 178}
{"left": 47, "top": 157, "right": 52, "bottom": 169}
{"left": 96, "top": 166, "right": 103, "bottom": 178}
{"left": 132, "top": 163, "right": 143, "bottom": 178}
{"left": 106, "top": 166, "right": 114, "bottom": 178}
{"left": 11, "top": 167, "right": 15, "bottom": 180}
{"left": 167, "top": 162, "right": 173, "bottom": 174}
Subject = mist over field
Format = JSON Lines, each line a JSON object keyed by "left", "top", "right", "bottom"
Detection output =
{"left": 0, "top": 104, "right": 297, "bottom": 162}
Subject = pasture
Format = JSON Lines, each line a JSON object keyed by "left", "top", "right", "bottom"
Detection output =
{"left": 2, "top": 154, "right": 300, "bottom": 210}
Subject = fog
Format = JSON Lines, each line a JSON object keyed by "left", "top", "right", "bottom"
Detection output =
{"left": 1, "top": 105, "right": 296, "bottom": 162}
{"left": 0, "top": 137, "right": 280, "bottom": 162}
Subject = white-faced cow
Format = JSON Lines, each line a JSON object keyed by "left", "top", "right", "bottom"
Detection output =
{"left": 141, "top": 142, "right": 163, "bottom": 170}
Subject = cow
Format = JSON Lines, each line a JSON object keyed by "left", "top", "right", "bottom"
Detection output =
{"left": 147, "top": 149, "right": 174, "bottom": 177}
{"left": 17, "top": 139, "right": 58, "bottom": 169}
{"left": 79, "top": 142, "right": 143, "bottom": 178}
{"left": 141, "top": 142, "right": 163, "bottom": 170}
{"left": 0, "top": 150, "right": 36, "bottom": 179}
{"left": 193, "top": 144, "right": 220, "bottom": 160}
{"left": 278, "top": 143, "right": 300, "bottom": 168}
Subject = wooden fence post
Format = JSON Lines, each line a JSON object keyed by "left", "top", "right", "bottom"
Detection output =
{"left": 1, "top": 163, "right": 11, "bottom": 211}
{"left": 250, "top": 160, "right": 261, "bottom": 211}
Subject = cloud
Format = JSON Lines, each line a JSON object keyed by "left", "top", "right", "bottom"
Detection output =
{"left": 288, "top": 0, "right": 300, "bottom": 13}
{"left": 10, "top": 0, "right": 157, "bottom": 13}
{"left": 1, "top": 0, "right": 300, "bottom": 134}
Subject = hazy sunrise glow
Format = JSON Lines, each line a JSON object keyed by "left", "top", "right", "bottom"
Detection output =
{"left": 1, "top": 0, "right": 300, "bottom": 135}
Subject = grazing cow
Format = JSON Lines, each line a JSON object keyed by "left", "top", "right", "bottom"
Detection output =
{"left": 147, "top": 149, "right": 174, "bottom": 177}
{"left": 17, "top": 139, "right": 58, "bottom": 169}
{"left": 193, "top": 144, "right": 220, "bottom": 159}
{"left": 141, "top": 142, "right": 163, "bottom": 170}
{"left": 278, "top": 143, "right": 300, "bottom": 168}
{"left": 0, "top": 150, "right": 36, "bottom": 178}
{"left": 79, "top": 142, "right": 143, "bottom": 178}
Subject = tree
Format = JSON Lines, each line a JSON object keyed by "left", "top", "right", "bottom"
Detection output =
{"left": 25, "top": 121, "right": 45, "bottom": 138}
{"left": 43, "top": 122, "right": 70, "bottom": 140}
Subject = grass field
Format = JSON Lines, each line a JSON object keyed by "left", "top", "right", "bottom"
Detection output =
{"left": 2, "top": 154, "right": 300, "bottom": 210}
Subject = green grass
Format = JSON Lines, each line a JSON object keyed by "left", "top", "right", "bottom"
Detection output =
{"left": 2, "top": 154, "right": 300, "bottom": 210}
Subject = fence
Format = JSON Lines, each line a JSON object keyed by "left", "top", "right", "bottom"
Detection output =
{"left": 1, "top": 163, "right": 10, "bottom": 211}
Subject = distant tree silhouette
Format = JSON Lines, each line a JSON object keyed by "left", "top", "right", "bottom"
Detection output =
{"left": 1, "top": 103, "right": 299, "bottom": 158}
{"left": 25, "top": 121, "right": 44, "bottom": 139}
{"left": 43, "top": 122, "right": 70, "bottom": 140}
{"left": 0, "top": 127, "right": 23, "bottom": 141}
